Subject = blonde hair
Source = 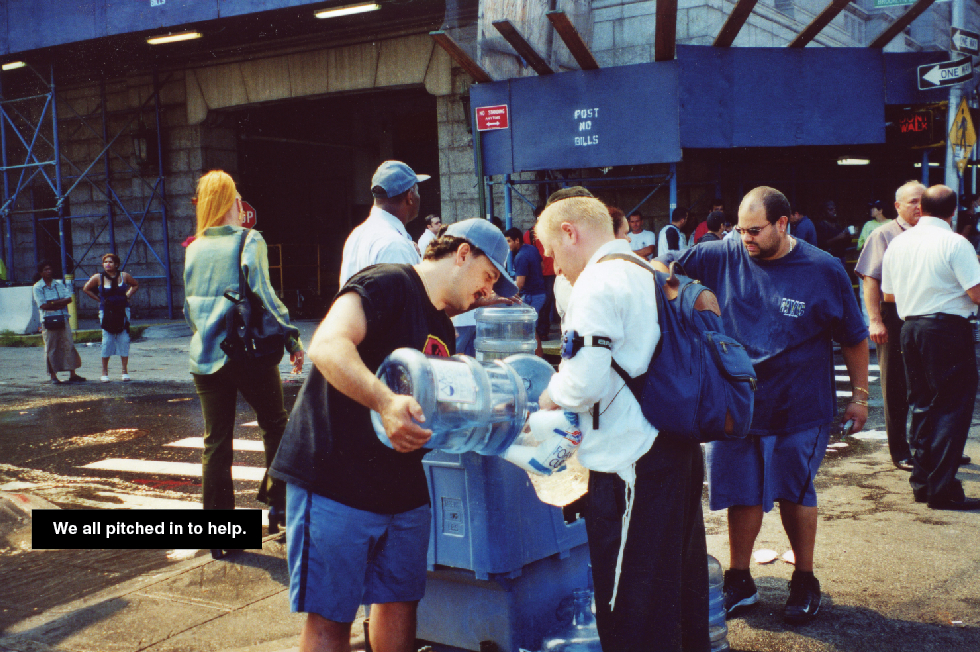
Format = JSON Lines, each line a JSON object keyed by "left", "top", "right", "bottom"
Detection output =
{"left": 537, "top": 196, "right": 613, "bottom": 242}
{"left": 195, "top": 170, "right": 238, "bottom": 236}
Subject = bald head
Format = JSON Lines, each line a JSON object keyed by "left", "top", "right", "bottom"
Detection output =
{"left": 740, "top": 186, "right": 791, "bottom": 225}
{"left": 920, "top": 185, "right": 957, "bottom": 221}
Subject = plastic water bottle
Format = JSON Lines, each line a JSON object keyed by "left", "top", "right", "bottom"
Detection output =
{"left": 372, "top": 349, "right": 554, "bottom": 455}
{"left": 540, "top": 589, "right": 602, "bottom": 652}
{"left": 475, "top": 304, "right": 538, "bottom": 362}
{"left": 707, "top": 554, "right": 730, "bottom": 651}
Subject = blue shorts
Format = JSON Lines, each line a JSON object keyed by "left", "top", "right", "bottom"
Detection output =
{"left": 705, "top": 424, "right": 831, "bottom": 512}
{"left": 285, "top": 484, "right": 431, "bottom": 623}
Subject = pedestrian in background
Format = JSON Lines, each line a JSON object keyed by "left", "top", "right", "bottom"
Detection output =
{"left": 339, "top": 160, "right": 429, "bottom": 287}
{"left": 855, "top": 181, "right": 925, "bottom": 471}
{"left": 33, "top": 260, "right": 85, "bottom": 385}
{"left": 417, "top": 214, "right": 441, "bottom": 254}
{"left": 82, "top": 253, "right": 139, "bottom": 382}
{"left": 183, "top": 170, "right": 304, "bottom": 543}
{"left": 627, "top": 209, "right": 657, "bottom": 260}
{"left": 505, "top": 227, "right": 548, "bottom": 354}
{"left": 881, "top": 184, "right": 980, "bottom": 510}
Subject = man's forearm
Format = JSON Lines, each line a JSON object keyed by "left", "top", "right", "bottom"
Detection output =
{"left": 863, "top": 276, "right": 884, "bottom": 323}
{"left": 841, "top": 339, "right": 869, "bottom": 397}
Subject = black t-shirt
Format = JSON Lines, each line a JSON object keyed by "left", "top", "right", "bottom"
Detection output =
{"left": 270, "top": 264, "right": 455, "bottom": 514}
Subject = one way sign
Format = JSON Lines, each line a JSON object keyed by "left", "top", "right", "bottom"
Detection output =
{"left": 918, "top": 56, "right": 973, "bottom": 90}
{"left": 951, "top": 28, "right": 980, "bottom": 57}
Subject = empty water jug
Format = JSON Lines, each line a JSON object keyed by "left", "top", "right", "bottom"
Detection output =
{"left": 540, "top": 589, "right": 602, "bottom": 652}
{"left": 372, "top": 348, "right": 554, "bottom": 456}
{"left": 475, "top": 304, "right": 538, "bottom": 361}
{"left": 707, "top": 554, "right": 730, "bottom": 651}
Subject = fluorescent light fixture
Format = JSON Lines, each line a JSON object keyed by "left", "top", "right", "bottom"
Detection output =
{"left": 913, "top": 162, "right": 941, "bottom": 168}
{"left": 1, "top": 61, "right": 26, "bottom": 71}
{"left": 837, "top": 157, "right": 869, "bottom": 166}
{"left": 315, "top": 3, "right": 381, "bottom": 19}
{"left": 146, "top": 31, "right": 202, "bottom": 45}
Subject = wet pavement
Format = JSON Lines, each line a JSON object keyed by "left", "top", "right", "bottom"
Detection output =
{"left": 0, "top": 325, "right": 979, "bottom": 651}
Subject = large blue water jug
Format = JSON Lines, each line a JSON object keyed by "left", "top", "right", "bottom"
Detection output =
{"left": 475, "top": 304, "right": 538, "bottom": 361}
{"left": 372, "top": 349, "right": 554, "bottom": 455}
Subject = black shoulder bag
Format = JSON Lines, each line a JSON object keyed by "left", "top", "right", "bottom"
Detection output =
{"left": 219, "top": 230, "right": 287, "bottom": 367}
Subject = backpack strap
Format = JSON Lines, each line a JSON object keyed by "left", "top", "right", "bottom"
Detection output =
{"left": 596, "top": 253, "right": 678, "bottom": 402}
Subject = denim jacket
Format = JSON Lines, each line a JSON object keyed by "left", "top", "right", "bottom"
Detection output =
{"left": 184, "top": 225, "right": 302, "bottom": 375}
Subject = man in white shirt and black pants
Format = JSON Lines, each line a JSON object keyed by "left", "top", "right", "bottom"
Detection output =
{"left": 535, "top": 196, "right": 708, "bottom": 652}
{"left": 881, "top": 185, "right": 980, "bottom": 511}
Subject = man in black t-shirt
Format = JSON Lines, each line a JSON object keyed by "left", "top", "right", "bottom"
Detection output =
{"left": 271, "top": 219, "right": 517, "bottom": 652}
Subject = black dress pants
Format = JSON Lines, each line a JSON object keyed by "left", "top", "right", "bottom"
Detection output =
{"left": 586, "top": 434, "right": 709, "bottom": 652}
{"left": 879, "top": 302, "right": 911, "bottom": 463}
{"left": 901, "top": 315, "right": 978, "bottom": 503}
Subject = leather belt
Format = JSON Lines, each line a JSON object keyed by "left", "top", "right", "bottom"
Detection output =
{"left": 904, "top": 313, "right": 970, "bottom": 324}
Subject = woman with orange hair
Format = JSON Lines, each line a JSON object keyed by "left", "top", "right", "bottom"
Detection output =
{"left": 183, "top": 170, "right": 304, "bottom": 550}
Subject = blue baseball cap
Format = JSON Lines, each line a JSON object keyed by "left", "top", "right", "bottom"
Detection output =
{"left": 445, "top": 218, "right": 519, "bottom": 298}
{"left": 371, "top": 160, "right": 431, "bottom": 197}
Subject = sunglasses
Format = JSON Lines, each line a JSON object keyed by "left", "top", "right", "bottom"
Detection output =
{"left": 733, "top": 223, "right": 774, "bottom": 237}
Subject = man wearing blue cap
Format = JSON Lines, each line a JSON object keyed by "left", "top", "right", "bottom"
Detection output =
{"left": 339, "top": 160, "right": 431, "bottom": 287}
{"left": 271, "top": 219, "right": 517, "bottom": 652}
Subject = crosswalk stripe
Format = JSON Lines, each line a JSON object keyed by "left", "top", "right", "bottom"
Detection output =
{"left": 836, "top": 364, "right": 880, "bottom": 371}
{"left": 81, "top": 459, "right": 266, "bottom": 481}
{"left": 836, "top": 375, "right": 878, "bottom": 382}
{"left": 166, "top": 437, "right": 265, "bottom": 452}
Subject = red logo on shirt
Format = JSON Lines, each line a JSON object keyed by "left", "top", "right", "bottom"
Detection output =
{"left": 423, "top": 335, "right": 450, "bottom": 358}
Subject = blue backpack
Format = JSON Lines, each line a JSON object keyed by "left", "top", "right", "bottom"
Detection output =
{"left": 600, "top": 254, "right": 757, "bottom": 443}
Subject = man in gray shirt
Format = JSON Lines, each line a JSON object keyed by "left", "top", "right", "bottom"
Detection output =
{"left": 854, "top": 181, "right": 923, "bottom": 470}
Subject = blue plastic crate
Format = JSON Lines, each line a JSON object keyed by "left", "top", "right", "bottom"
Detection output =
{"left": 424, "top": 451, "right": 588, "bottom": 579}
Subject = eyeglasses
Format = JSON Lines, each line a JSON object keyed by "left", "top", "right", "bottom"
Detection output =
{"left": 733, "top": 223, "right": 774, "bottom": 237}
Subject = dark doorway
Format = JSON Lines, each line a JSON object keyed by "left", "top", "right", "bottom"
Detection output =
{"left": 232, "top": 88, "right": 439, "bottom": 315}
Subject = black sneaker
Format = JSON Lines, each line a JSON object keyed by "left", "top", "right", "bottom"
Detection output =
{"left": 784, "top": 571, "right": 821, "bottom": 625}
{"left": 723, "top": 570, "right": 759, "bottom": 617}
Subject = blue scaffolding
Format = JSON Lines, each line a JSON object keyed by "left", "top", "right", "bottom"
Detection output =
{"left": 0, "top": 64, "right": 174, "bottom": 317}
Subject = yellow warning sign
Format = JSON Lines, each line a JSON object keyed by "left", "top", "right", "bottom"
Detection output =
{"left": 949, "top": 98, "right": 976, "bottom": 175}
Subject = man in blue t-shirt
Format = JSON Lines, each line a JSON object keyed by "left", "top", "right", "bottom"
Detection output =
{"left": 505, "top": 228, "right": 549, "bottom": 345}
{"left": 789, "top": 206, "right": 818, "bottom": 247}
{"left": 675, "top": 186, "right": 869, "bottom": 627}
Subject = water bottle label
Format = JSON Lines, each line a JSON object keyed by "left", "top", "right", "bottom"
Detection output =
{"left": 430, "top": 359, "right": 478, "bottom": 403}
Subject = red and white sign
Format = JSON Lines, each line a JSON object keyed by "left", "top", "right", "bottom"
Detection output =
{"left": 476, "top": 105, "right": 509, "bottom": 131}
{"left": 240, "top": 200, "right": 257, "bottom": 229}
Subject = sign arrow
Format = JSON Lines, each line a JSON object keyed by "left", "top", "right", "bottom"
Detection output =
{"left": 918, "top": 56, "right": 974, "bottom": 90}
{"left": 951, "top": 28, "right": 980, "bottom": 57}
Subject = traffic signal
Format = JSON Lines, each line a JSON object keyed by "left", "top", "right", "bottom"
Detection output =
{"left": 887, "top": 105, "right": 946, "bottom": 149}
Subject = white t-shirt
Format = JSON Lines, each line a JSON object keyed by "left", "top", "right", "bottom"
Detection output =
{"left": 881, "top": 215, "right": 980, "bottom": 320}
{"left": 627, "top": 230, "right": 657, "bottom": 260}
{"left": 418, "top": 229, "right": 436, "bottom": 253}
{"left": 339, "top": 207, "right": 421, "bottom": 287}
{"left": 658, "top": 223, "right": 687, "bottom": 254}
{"left": 548, "top": 240, "right": 660, "bottom": 476}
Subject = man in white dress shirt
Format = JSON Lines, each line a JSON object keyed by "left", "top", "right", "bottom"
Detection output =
{"left": 535, "top": 196, "right": 708, "bottom": 652}
{"left": 339, "top": 160, "right": 430, "bottom": 287}
{"left": 881, "top": 184, "right": 980, "bottom": 511}
{"left": 417, "top": 214, "right": 442, "bottom": 254}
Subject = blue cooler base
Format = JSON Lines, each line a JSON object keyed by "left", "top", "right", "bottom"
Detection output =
{"left": 417, "top": 542, "right": 591, "bottom": 652}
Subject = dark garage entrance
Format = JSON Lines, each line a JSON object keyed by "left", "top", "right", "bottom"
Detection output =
{"left": 228, "top": 88, "right": 440, "bottom": 316}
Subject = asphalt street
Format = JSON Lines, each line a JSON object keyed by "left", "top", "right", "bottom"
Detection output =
{"left": 0, "top": 321, "right": 978, "bottom": 652}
